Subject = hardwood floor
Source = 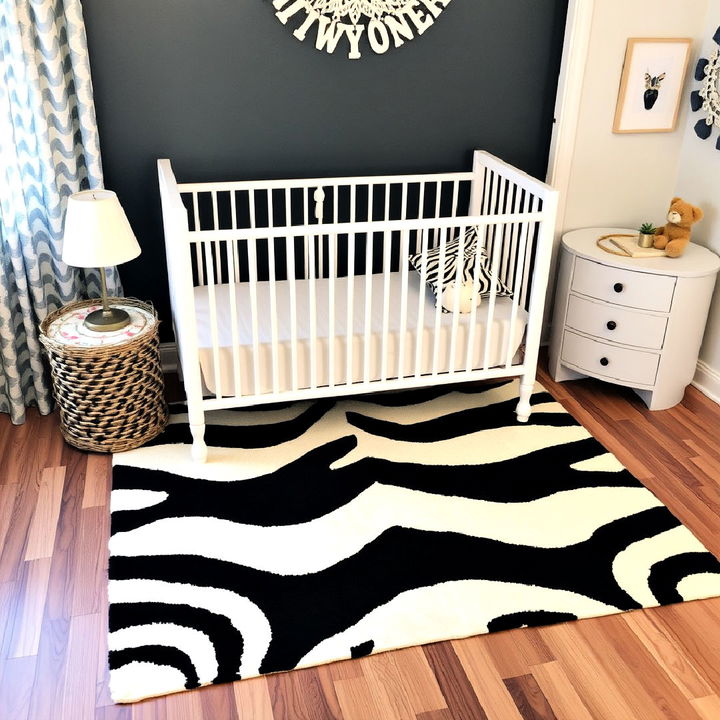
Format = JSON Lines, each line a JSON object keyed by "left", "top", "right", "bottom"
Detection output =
{"left": 2, "top": 362, "right": 720, "bottom": 719}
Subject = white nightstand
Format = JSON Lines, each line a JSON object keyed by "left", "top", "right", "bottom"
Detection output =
{"left": 549, "top": 227, "right": 720, "bottom": 410}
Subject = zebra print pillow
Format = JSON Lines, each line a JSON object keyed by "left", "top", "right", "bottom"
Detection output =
{"left": 408, "top": 227, "right": 511, "bottom": 313}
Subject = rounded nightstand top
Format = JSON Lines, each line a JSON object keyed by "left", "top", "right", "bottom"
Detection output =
{"left": 43, "top": 300, "right": 157, "bottom": 349}
{"left": 562, "top": 227, "right": 720, "bottom": 278}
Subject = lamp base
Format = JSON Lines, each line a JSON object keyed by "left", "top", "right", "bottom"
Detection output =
{"left": 84, "top": 307, "right": 131, "bottom": 332}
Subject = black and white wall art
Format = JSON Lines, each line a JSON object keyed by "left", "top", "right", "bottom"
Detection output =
{"left": 613, "top": 37, "right": 692, "bottom": 133}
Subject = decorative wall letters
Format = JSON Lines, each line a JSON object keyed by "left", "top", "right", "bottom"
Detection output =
{"left": 271, "top": 0, "right": 452, "bottom": 59}
{"left": 690, "top": 26, "right": 720, "bottom": 150}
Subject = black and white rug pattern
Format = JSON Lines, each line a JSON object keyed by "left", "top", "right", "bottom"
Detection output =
{"left": 109, "top": 380, "right": 720, "bottom": 703}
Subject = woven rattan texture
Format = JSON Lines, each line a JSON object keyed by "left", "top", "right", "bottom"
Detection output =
{"left": 39, "top": 298, "right": 169, "bottom": 453}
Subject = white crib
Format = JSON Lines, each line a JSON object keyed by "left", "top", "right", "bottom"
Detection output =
{"left": 158, "top": 151, "right": 558, "bottom": 462}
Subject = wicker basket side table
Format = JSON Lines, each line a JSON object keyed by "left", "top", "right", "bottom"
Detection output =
{"left": 39, "top": 298, "right": 169, "bottom": 453}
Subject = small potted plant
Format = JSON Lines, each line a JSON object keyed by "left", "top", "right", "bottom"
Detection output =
{"left": 638, "top": 222, "right": 656, "bottom": 248}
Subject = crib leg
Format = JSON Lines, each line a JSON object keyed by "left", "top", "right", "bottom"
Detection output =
{"left": 190, "top": 423, "right": 208, "bottom": 463}
{"left": 515, "top": 377, "right": 535, "bottom": 423}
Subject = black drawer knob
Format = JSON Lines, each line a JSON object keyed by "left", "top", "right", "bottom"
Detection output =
{"left": 613, "top": 282, "right": 624, "bottom": 293}
{"left": 606, "top": 320, "right": 617, "bottom": 331}
{"left": 600, "top": 357, "right": 610, "bottom": 367}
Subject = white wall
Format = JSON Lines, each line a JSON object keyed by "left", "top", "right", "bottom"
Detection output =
{"left": 675, "top": 0, "right": 720, "bottom": 396}
{"left": 562, "top": 0, "right": 708, "bottom": 232}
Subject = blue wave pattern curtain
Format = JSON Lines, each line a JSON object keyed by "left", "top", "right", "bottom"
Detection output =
{"left": 0, "top": 0, "right": 120, "bottom": 424}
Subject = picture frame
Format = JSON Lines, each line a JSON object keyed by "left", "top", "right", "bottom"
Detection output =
{"left": 613, "top": 37, "right": 692, "bottom": 133}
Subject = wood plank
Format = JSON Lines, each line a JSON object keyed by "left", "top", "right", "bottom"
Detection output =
{"left": 0, "top": 484, "right": 18, "bottom": 557}
{"left": 59, "top": 612, "right": 102, "bottom": 720}
{"left": 691, "top": 694, "right": 720, "bottom": 720}
{"left": 200, "top": 682, "right": 239, "bottom": 720}
{"left": 529, "top": 661, "right": 594, "bottom": 720}
{"left": 95, "top": 705, "right": 132, "bottom": 720}
{"left": 415, "top": 711, "right": 453, "bottom": 720}
{"left": 9, "top": 558, "right": 52, "bottom": 658}
{"left": 423, "top": 643, "right": 489, "bottom": 720}
{"left": 267, "top": 667, "right": 340, "bottom": 720}
{"left": 27, "top": 615, "right": 70, "bottom": 720}
{"left": 622, "top": 609, "right": 714, "bottom": 700}
{"left": 361, "top": 646, "right": 447, "bottom": 716}
{"left": 131, "top": 696, "right": 167, "bottom": 720}
{"left": 0, "top": 655, "right": 37, "bottom": 720}
{"left": 574, "top": 614, "right": 703, "bottom": 720}
{"left": 452, "top": 636, "right": 525, "bottom": 720}
{"left": 477, "top": 627, "right": 554, "bottom": 680}
{"left": 164, "top": 688, "right": 204, "bottom": 720}
{"left": 83, "top": 454, "right": 111, "bottom": 509}
{"left": 539, "top": 621, "right": 642, "bottom": 720}
{"left": 332, "top": 673, "right": 386, "bottom": 720}
{"left": 357, "top": 652, "right": 417, "bottom": 720}
{"left": 24, "top": 467, "right": 65, "bottom": 561}
{"left": 650, "top": 602, "right": 720, "bottom": 690}
{"left": 232, "top": 676, "right": 274, "bottom": 720}
{"left": 503, "top": 674, "right": 558, "bottom": 720}
{"left": 71, "top": 506, "right": 109, "bottom": 615}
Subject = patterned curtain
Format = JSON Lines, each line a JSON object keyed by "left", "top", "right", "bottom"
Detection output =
{"left": 0, "top": 0, "right": 121, "bottom": 424}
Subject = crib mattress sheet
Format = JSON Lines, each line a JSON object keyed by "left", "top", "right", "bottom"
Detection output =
{"left": 193, "top": 273, "right": 528, "bottom": 396}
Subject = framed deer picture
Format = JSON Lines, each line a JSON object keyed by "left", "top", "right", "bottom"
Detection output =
{"left": 613, "top": 38, "right": 692, "bottom": 133}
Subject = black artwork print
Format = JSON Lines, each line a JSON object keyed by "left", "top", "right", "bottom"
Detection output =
{"left": 644, "top": 72, "right": 666, "bottom": 109}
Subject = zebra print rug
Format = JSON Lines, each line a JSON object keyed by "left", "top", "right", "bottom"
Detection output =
{"left": 109, "top": 379, "right": 720, "bottom": 703}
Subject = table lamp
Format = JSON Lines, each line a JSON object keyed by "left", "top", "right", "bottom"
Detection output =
{"left": 62, "top": 190, "right": 141, "bottom": 332}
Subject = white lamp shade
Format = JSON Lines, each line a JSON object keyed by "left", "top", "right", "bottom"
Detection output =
{"left": 62, "top": 190, "right": 141, "bottom": 268}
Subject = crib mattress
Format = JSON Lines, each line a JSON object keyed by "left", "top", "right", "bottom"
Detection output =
{"left": 193, "top": 273, "right": 528, "bottom": 397}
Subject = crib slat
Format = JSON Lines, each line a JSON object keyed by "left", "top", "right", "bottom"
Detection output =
{"left": 431, "top": 227, "right": 448, "bottom": 375}
{"left": 247, "top": 236, "right": 261, "bottom": 395}
{"left": 503, "top": 186, "right": 520, "bottom": 291}
{"left": 315, "top": 187, "right": 325, "bottom": 279}
{"left": 448, "top": 224, "right": 465, "bottom": 375}
{"left": 397, "top": 228, "right": 410, "bottom": 379}
{"left": 193, "top": 193, "right": 204, "bottom": 285}
{"left": 303, "top": 187, "right": 309, "bottom": 278}
{"left": 363, "top": 199, "right": 374, "bottom": 384}
{"left": 328, "top": 232, "right": 336, "bottom": 388}
{"left": 211, "top": 190, "right": 221, "bottom": 283}
{"left": 380, "top": 229, "right": 392, "bottom": 382}
{"left": 285, "top": 190, "right": 299, "bottom": 391}
{"left": 288, "top": 236, "right": 299, "bottom": 391}
{"left": 346, "top": 231, "right": 355, "bottom": 385}
{"left": 520, "top": 195, "right": 538, "bottom": 308}
{"left": 308, "top": 231, "right": 318, "bottom": 389}
{"left": 224, "top": 238, "right": 242, "bottom": 398}
{"left": 465, "top": 224, "right": 488, "bottom": 372}
{"left": 432, "top": 182, "right": 442, "bottom": 247}
{"left": 450, "top": 180, "right": 459, "bottom": 218}
{"left": 267, "top": 192, "right": 280, "bottom": 394}
{"left": 506, "top": 195, "right": 531, "bottom": 369}
{"left": 204, "top": 240, "right": 222, "bottom": 401}
{"left": 414, "top": 228, "right": 428, "bottom": 378}
{"left": 482, "top": 220, "right": 505, "bottom": 371}
{"left": 230, "top": 191, "right": 240, "bottom": 283}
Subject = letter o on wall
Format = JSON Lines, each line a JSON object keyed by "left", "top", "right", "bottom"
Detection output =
{"left": 367, "top": 19, "right": 390, "bottom": 54}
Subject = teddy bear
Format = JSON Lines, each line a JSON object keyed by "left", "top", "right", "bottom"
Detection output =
{"left": 653, "top": 197, "right": 704, "bottom": 258}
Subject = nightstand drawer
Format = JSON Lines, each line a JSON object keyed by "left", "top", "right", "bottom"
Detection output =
{"left": 572, "top": 257, "right": 676, "bottom": 312}
{"left": 561, "top": 330, "right": 660, "bottom": 386}
{"left": 565, "top": 294, "right": 668, "bottom": 350}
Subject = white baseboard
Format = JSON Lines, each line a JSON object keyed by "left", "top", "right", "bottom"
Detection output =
{"left": 160, "top": 342, "right": 179, "bottom": 374}
{"left": 693, "top": 360, "right": 720, "bottom": 405}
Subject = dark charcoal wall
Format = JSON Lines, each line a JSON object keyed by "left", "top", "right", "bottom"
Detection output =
{"left": 82, "top": 0, "right": 568, "bottom": 340}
